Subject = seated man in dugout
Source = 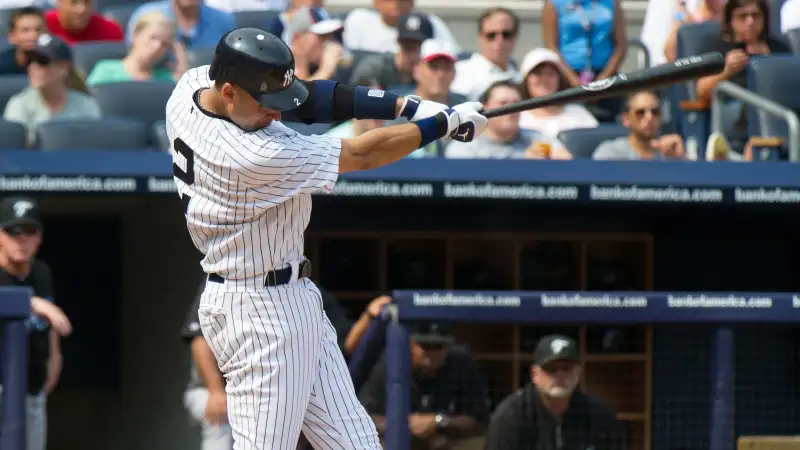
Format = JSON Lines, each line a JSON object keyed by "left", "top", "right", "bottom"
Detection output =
{"left": 359, "top": 323, "right": 489, "bottom": 450}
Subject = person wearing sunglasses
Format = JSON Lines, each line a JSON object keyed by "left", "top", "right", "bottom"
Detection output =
{"left": 451, "top": 7, "right": 521, "bottom": 102}
{"left": 593, "top": 90, "right": 686, "bottom": 160}
{"left": 0, "top": 197, "right": 72, "bottom": 450}
{"left": 486, "top": 335, "right": 624, "bottom": 450}
{"left": 2, "top": 33, "right": 100, "bottom": 147}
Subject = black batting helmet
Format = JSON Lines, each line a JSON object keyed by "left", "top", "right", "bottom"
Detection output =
{"left": 209, "top": 27, "right": 309, "bottom": 111}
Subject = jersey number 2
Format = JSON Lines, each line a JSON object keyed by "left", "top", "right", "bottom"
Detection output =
{"left": 173, "top": 138, "right": 194, "bottom": 214}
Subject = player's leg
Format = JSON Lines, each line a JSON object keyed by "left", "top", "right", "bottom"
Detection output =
{"left": 300, "top": 313, "right": 381, "bottom": 450}
{"left": 198, "top": 284, "right": 327, "bottom": 450}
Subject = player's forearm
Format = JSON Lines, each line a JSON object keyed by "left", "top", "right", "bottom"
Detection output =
{"left": 341, "top": 117, "right": 448, "bottom": 172}
{"left": 191, "top": 337, "right": 226, "bottom": 394}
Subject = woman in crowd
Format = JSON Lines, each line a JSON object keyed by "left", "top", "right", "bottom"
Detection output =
{"left": 3, "top": 33, "right": 100, "bottom": 147}
{"left": 663, "top": 0, "right": 726, "bottom": 62}
{"left": 87, "top": 12, "right": 188, "bottom": 85}
{"left": 517, "top": 48, "right": 598, "bottom": 143}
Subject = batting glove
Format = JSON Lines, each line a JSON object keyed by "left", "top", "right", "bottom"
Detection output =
{"left": 398, "top": 95, "right": 450, "bottom": 122}
{"left": 448, "top": 102, "right": 488, "bottom": 142}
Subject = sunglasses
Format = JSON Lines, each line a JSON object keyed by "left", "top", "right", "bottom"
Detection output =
{"left": 483, "top": 29, "right": 515, "bottom": 41}
{"left": 631, "top": 107, "right": 661, "bottom": 118}
{"left": 24, "top": 52, "right": 52, "bottom": 67}
{"left": 5, "top": 225, "right": 39, "bottom": 237}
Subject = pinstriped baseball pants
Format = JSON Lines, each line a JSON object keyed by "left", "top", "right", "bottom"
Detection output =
{"left": 197, "top": 277, "right": 381, "bottom": 450}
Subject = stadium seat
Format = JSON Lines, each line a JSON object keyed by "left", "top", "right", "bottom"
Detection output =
{"left": 91, "top": 81, "right": 174, "bottom": 126}
{"left": 36, "top": 118, "right": 149, "bottom": 151}
{"left": 0, "top": 75, "right": 28, "bottom": 113}
{"left": 557, "top": 124, "right": 629, "bottom": 159}
{"left": 102, "top": 4, "right": 139, "bottom": 31}
{"left": 187, "top": 46, "right": 215, "bottom": 69}
{"left": 0, "top": 9, "right": 15, "bottom": 39}
{"left": 747, "top": 55, "right": 800, "bottom": 140}
{"left": 786, "top": 29, "right": 800, "bottom": 53}
{"left": 233, "top": 10, "right": 280, "bottom": 29}
{"left": 151, "top": 120, "right": 170, "bottom": 151}
{"left": 767, "top": 0, "right": 786, "bottom": 39}
{"left": 73, "top": 41, "right": 128, "bottom": 76}
{"left": 0, "top": 120, "right": 27, "bottom": 150}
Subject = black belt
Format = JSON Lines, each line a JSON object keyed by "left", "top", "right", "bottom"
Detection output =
{"left": 208, "top": 260, "right": 312, "bottom": 287}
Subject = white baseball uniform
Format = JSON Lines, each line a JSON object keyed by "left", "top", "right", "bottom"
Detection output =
{"left": 166, "top": 66, "right": 381, "bottom": 450}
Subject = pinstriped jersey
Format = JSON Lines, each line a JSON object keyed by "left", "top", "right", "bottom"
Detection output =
{"left": 166, "top": 66, "right": 341, "bottom": 281}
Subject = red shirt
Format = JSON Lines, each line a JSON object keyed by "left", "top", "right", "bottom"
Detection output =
{"left": 45, "top": 10, "right": 124, "bottom": 45}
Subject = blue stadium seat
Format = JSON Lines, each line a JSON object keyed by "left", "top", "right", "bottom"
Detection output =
{"left": 333, "top": 50, "right": 383, "bottom": 84}
{"left": 0, "top": 120, "right": 26, "bottom": 150}
{"left": 151, "top": 120, "right": 169, "bottom": 151}
{"left": 747, "top": 55, "right": 800, "bottom": 140}
{"left": 233, "top": 11, "right": 280, "bottom": 29}
{"left": 0, "top": 75, "right": 28, "bottom": 113}
{"left": 102, "top": 4, "right": 138, "bottom": 31}
{"left": 187, "top": 46, "right": 215, "bottom": 69}
{"left": 0, "top": 9, "right": 14, "bottom": 39}
{"left": 73, "top": 41, "right": 128, "bottom": 76}
{"left": 36, "top": 118, "right": 149, "bottom": 151}
{"left": 557, "top": 124, "right": 629, "bottom": 159}
{"left": 767, "top": 0, "right": 786, "bottom": 39}
{"left": 786, "top": 29, "right": 800, "bottom": 53}
{"left": 91, "top": 81, "right": 174, "bottom": 126}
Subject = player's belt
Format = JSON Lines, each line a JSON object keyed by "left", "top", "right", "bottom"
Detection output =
{"left": 208, "top": 260, "right": 312, "bottom": 287}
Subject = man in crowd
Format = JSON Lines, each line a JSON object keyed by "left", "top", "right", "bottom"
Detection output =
{"left": 348, "top": 12, "right": 433, "bottom": 88}
{"left": 287, "top": 6, "right": 345, "bottom": 81}
{"left": 451, "top": 7, "right": 520, "bottom": 101}
{"left": 485, "top": 335, "right": 624, "bottom": 450}
{"left": 0, "top": 7, "right": 45, "bottom": 75}
{"left": 126, "top": 0, "right": 235, "bottom": 49}
{"left": 359, "top": 323, "right": 489, "bottom": 450}
{"left": 593, "top": 90, "right": 686, "bottom": 160}
{"left": 45, "top": 0, "right": 123, "bottom": 44}
{"left": 263, "top": 0, "right": 326, "bottom": 46}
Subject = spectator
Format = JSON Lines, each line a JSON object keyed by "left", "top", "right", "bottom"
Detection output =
{"left": 593, "top": 90, "right": 686, "bottom": 160}
{"left": 0, "top": 197, "right": 72, "bottom": 450}
{"left": 341, "top": 295, "right": 392, "bottom": 355}
{"left": 348, "top": 12, "right": 433, "bottom": 88}
{"left": 359, "top": 323, "right": 489, "bottom": 450}
{"left": 781, "top": 0, "right": 800, "bottom": 33}
{"left": 264, "top": 0, "right": 325, "bottom": 45}
{"left": 126, "top": 0, "right": 236, "bottom": 50}
{"left": 45, "top": 0, "right": 124, "bottom": 45}
{"left": 0, "top": 7, "right": 45, "bottom": 75}
{"left": 451, "top": 7, "right": 520, "bottom": 101}
{"left": 696, "top": 0, "right": 791, "bottom": 155}
{"left": 327, "top": 77, "right": 386, "bottom": 138}
{"left": 3, "top": 34, "right": 100, "bottom": 146}
{"left": 342, "top": 0, "right": 459, "bottom": 54}
{"left": 446, "top": 80, "right": 572, "bottom": 159}
{"left": 288, "top": 7, "right": 344, "bottom": 81}
{"left": 485, "top": 335, "right": 624, "bottom": 450}
{"left": 87, "top": 12, "right": 188, "bottom": 85}
{"left": 518, "top": 48, "right": 598, "bottom": 139}
{"left": 664, "top": 0, "right": 725, "bottom": 62}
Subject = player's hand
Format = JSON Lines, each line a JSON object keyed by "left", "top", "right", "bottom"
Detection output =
{"left": 723, "top": 49, "right": 749, "bottom": 77}
{"left": 30, "top": 297, "right": 72, "bottom": 337}
{"left": 398, "top": 95, "right": 450, "bottom": 122}
{"left": 448, "top": 102, "right": 488, "bottom": 142}
{"left": 408, "top": 413, "right": 437, "bottom": 439}
{"left": 205, "top": 389, "right": 228, "bottom": 425}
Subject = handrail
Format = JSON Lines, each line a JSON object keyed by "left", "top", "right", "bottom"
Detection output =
{"left": 711, "top": 81, "right": 800, "bottom": 162}
{"left": 627, "top": 38, "right": 651, "bottom": 69}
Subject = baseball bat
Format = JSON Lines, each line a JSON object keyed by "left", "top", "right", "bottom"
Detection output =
{"left": 482, "top": 52, "right": 725, "bottom": 118}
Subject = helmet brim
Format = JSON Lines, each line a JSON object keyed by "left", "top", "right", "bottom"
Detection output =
{"left": 255, "top": 77, "right": 310, "bottom": 112}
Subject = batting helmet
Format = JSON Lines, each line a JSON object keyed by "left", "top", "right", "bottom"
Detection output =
{"left": 209, "top": 27, "right": 309, "bottom": 112}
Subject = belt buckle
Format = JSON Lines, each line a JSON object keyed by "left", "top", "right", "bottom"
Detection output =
{"left": 265, "top": 271, "right": 277, "bottom": 287}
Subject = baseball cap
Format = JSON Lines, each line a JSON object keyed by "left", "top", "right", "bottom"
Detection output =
{"left": 411, "top": 322, "right": 455, "bottom": 345}
{"left": 397, "top": 13, "right": 434, "bottom": 42}
{"left": 287, "top": 7, "right": 344, "bottom": 36}
{"left": 420, "top": 39, "right": 457, "bottom": 64}
{"left": 0, "top": 197, "right": 42, "bottom": 231}
{"left": 26, "top": 33, "right": 72, "bottom": 63}
{"left": 520, "top": 47, "right": 562, "bottom": 77}
{"left": 532, "top": 335, "right": 579, "bottom": 366}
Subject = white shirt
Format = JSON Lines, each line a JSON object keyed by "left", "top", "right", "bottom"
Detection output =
{"left": 782, "top": 0, "right": 800, "bottom": 33}
{"left": 166, "top": 66, "right": 341, "bottom": 282}
{"left": 450, "top": 53, "right": 521, "bottom": 101}
{"left": 518, "top": 104, "right": 599, "bottom": 138}
{"left": 342, "top": 8, "right": 460, "bottom": 54}
{"left": 641, "top": 0, "right": 705, "bottom": 66}
{"left": 204, "top": 0, "right": 287, "bottom": 12}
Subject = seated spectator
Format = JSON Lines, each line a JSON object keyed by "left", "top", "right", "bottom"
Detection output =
{"left": 593, "top": 90, "right": 686, "bottom": 160}
{"left": 0, "top": 7, "right": 45, "bottom": 75}
{"left": 451, "top": 7, "right": 520, "bottom": 101}
{"left": 127, "top": 0, "right": 236, "bottom": 50}
{"left": 359, "top": 323, "right": 489, "bottom": 450}
{"left": 343, "top": 0, "right": 459, "bottom": 54}
{"left": 264, "top": 0, "right": 324, "bottom": 45}
{"left": 446, "top": 80, "right": 572, "bottom": 159}
{"left": 45, "top": 0, "right": 124, "bottom": 45}
{"left": 87, "top": 12, "right": 188, "bottom": 85}
{"left": 3, "top": 34, "right": 100, "bottom": 146}
{"left": 288, "top": 7, "right": 344, "bottom": 81}
{"left": 485, "top": 335, "right": 624, "bottom": 450}
{"left": 664, "top": 0, "right": 725, "bottom": 62}
{"left": 348, "top": 12, "right": 432, "bottom": 88}
{"left": 781, "top": 0, "right": 800, "bottom": 33}
{"left": 326, "top": 77, "right": 385, "bottom": 138}
{"left": 518, "top": 48, "right": 598, "bottom": 138}
{"left": 696, "top": 0, "right": 791, "bottom": 155}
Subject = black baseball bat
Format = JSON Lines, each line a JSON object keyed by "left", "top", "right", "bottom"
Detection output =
{"left": 483, "top": 52, "right": 725, "bottom": 118}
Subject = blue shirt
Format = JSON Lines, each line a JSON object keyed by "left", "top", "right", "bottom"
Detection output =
{"left": 126, "top": 1, "right": 236, "bottom": 50}
{"left": 551, "top": 0, "right": 615, "bottom": 72}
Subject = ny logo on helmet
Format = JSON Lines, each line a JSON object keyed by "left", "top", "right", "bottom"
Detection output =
{"left": 283, "top": 69, "right": 294, "bottom": 88}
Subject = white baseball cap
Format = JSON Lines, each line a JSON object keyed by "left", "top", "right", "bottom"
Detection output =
{"left": 420, "top": 39, "right": 457, "bottom": 64}
{"left": 520, "top": 48, "right": 563, "bottom": 77}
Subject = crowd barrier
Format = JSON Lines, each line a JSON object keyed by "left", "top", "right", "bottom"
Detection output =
{"left": 0, "top": 287, "right": 33, "bottom": 450}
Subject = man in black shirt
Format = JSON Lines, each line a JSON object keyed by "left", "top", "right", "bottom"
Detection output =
{"left": 0, "top": 196, "right": 72, "bottom": 450}
{"left": 359, "top": 323, "right": 489, "bottom": 450}
{"left": 0, "top": 7, "right": 46, "bottom": 75}
{"left": 485, "top": 335, "right": 624, "bottom": 450}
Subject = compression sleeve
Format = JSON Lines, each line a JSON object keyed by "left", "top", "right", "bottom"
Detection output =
{"left": 281, "top": 80, "right": 400, "bottom": 124}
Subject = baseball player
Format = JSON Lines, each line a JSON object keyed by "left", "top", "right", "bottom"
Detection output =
{"left": 166, "top": 28, "right": 488, "bottom": 450}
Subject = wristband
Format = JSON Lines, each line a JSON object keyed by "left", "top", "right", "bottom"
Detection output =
{"left": 415, "top": 114, "right": 449, "bottom": 148}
